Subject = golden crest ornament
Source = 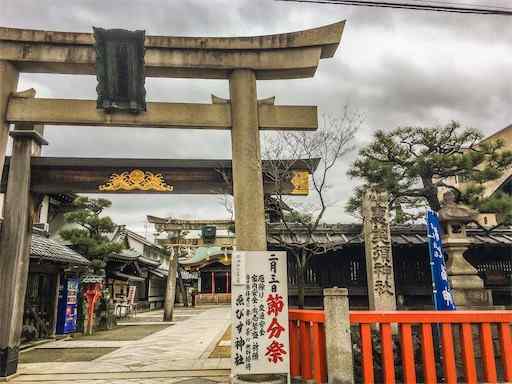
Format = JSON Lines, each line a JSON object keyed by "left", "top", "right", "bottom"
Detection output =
{"left": 99, "top": 169, "right": 173, "bottom": 192}
{"left": 290, "top": 171, "right": 309, "bottom": 195}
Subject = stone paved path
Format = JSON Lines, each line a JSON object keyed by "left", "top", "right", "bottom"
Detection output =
{"left": 13, "top": 306, "right": 231, "bottom": 383}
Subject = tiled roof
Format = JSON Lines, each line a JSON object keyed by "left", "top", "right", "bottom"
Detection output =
{"left": 267, "top": 224, "right": 512, "bottom": 247}
{"left": 138, "top": 255, "right": 161, "bottom": 267}
{"left": 107, "top": 249, "right": 161, "bottom": 268}
{"left": 31, "top": 234, "right": 90, "bottom": 265}
{"left": 180, "top": 246, "right": 229, "bottom": 265}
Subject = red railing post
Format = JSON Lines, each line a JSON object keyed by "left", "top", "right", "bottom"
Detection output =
{"left": 399, "top": 323, "right": 416, "bottom": 384}
{"left": 440, "top": 323, "right": 457, "bottom": 384}
{"left": 420, "top": 323, "right": 437, "bottom": 384}
{"left": 480, "top": 322, "right": 497, "bottom": 383}
{"left": 380, "top": 322, "right": 395, "bottom": 384}
{"left": 460, "top": 323, "right": 478, "bottom": 384}
{"left": 299, "top": 319, "right": 313, "bottom": 380}
{"left": 499, "top": 322, "right": 512, "bottom": 382}
{"left": 311, "top": 322, "right": 327, "bottom": 383}
{"left": 318, "top": 323, "right": 328, "bottom": 383}
{"left": 360, "top": 323, "right": 374, "bottom": 384}
{"left": 289, "top": 319, "right": 300, "bottom": 377}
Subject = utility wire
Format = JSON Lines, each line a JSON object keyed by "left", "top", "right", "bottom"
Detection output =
{"left": 409, "top": 0, "right": 511, "bottom": 11}
{"left": 275, "top": 0, "right": 512, "bottom": 15}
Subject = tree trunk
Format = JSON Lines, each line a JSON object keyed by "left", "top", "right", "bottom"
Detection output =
{"left": 297, "top": 265, "right": 306, "bottom": 309}
{"left": 177, "top": 266, "right": 188, "bottom": 307}
{"left": 163, "top": 249, "right": 178, "bottom": 322}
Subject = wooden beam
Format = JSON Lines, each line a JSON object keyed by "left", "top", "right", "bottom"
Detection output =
{"left": 0, "top": 157, "right": 316, "bottom": 195}
{"left": 6, "top": 98, "right": 317, "bottom": 131}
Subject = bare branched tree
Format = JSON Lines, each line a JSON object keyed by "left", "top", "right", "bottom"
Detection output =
{"left": 263, "top": 109, "right": 361, "bottom": 308}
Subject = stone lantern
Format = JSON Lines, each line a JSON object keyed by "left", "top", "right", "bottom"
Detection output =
{"left": 438, "top": 191, "right": 493, "bottom": 309}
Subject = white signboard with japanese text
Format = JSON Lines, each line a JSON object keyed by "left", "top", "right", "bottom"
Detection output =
{"left": 231, "top": 251, "right": 289, "bottom": 375}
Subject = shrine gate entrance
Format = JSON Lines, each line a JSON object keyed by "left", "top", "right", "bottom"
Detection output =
{"left": 0, "top": 22, "right": 344, "bottom": 378}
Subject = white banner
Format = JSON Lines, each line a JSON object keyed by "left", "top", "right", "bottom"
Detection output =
{"left": 231, "top": 251, "right": 289, "bottom": 375}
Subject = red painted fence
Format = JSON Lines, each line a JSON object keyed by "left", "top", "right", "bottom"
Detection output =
{"left": 289, "top": 309, "right": 512, "bottom": 384}
{"left": 289, "top": 309, "right": 328, "bottom": 383}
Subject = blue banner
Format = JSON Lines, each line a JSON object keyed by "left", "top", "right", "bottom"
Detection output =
{"left": 426, "top": 210, "right": 456, "bottom": 310}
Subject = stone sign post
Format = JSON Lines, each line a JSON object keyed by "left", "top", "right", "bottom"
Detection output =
{"left": 362, "top": 189, "right": 396, "bottom": 311}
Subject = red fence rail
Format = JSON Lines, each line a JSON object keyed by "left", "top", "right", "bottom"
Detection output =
{"left": 289, "top": 309, "right": 327, "bottom": 383}
{"left": 289, "top": 309, "right": 512, "bottom": 384}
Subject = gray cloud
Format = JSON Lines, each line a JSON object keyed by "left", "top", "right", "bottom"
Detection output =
{"left": 3, "top": 0, "right": 511, "bottom": 235}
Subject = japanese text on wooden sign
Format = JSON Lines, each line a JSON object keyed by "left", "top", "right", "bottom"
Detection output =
{"left": 426, "top": 210, "right": 456, "bottom": 310}
{"left": 231, "top": 251, "right": 289, "bottom": 375}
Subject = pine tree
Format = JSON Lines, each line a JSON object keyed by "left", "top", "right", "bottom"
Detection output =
{"left": 346, "top": 121, "right": 512, "bottom": 229}
{"left": 60, "top": 197, "right": 123, "bottom": 275}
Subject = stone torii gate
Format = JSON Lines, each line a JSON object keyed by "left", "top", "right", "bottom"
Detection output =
{"left": 0, "top": 22, "right": 344, "bottom": 377}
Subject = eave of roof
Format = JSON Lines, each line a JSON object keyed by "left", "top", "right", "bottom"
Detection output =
{"left": 109, "top": 271, "right": 145, "bottom": 282}
{"left": 267, "top": 223, "right": 512, "bottom": 247}
{"left": 31, "top": 233, "right": 90, "bottom": 266}
{"left": 138, "top": 256, "right": 161, "bottom": 267}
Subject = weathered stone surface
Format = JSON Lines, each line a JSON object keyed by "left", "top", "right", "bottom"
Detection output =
{"left": 444, "top": 231, "right": 493, "bottom": 309}
{"left": 323, "top": 288, "right": 354, "bottom": 384}
{"left": 362, "top": 190, "right": 397, "bottom": 311}
{"left": 6, "top": 97, "right": 317, "bottom": 131}
{"left": 438, "top": 191, "right": 478, "bottom": 224}
{"left": 0, "top": 127, "right": 40, "bottom": 377}
{"left": 0, "top": 61, "right": 18, "bottom": 184}
{"left": 0, "top": 22, "right": 344, "bottom": 79}
{"left": 229, "top": 69, "right": 266, "bottom": 251}
{"left": 0, "top": 21, "right": 343, "bottom": 56}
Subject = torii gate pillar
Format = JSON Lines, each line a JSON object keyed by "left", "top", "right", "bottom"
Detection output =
{"left": 0, "top": 125, "right": 47, "bottom": 377}
{"left": 230, "top": 69, "right": 266, "bottom": 251}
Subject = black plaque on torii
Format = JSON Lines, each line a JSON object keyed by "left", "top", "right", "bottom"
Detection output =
{"left": 93, "top": 27, "right": 146, "bottom": 114}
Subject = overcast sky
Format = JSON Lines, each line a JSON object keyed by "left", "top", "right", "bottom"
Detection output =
{"left": 2, "top": 0, "right": 511, "bottom": 238}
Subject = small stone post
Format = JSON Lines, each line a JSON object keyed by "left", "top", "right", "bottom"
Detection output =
{"left": 323, "top": 288, "right": 354, "bottom": 384}
{"left": 362, "top": 189, "right": 397, "bottom": 311}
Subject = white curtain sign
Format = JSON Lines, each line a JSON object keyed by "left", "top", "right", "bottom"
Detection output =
{"left": 231, "top": 251, "right": 289, "bottom": 375}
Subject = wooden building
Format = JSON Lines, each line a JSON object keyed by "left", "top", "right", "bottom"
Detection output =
{"left": 105, "top": 250, "right": 167, "bottom": 311}
{"left": 269, "top": 224, "right": 512, "bottom": 309}
{"left": 23, "top": 229, "right": 89, "bottom": 342}
{"left": 109, "top": 226, "right": 169, "bottom": 310}
{"left": 181, "top": 246, "right": 232, "bottom": 305}
{"left": 175, "top": 222, "right": 511, "bottom": 309}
